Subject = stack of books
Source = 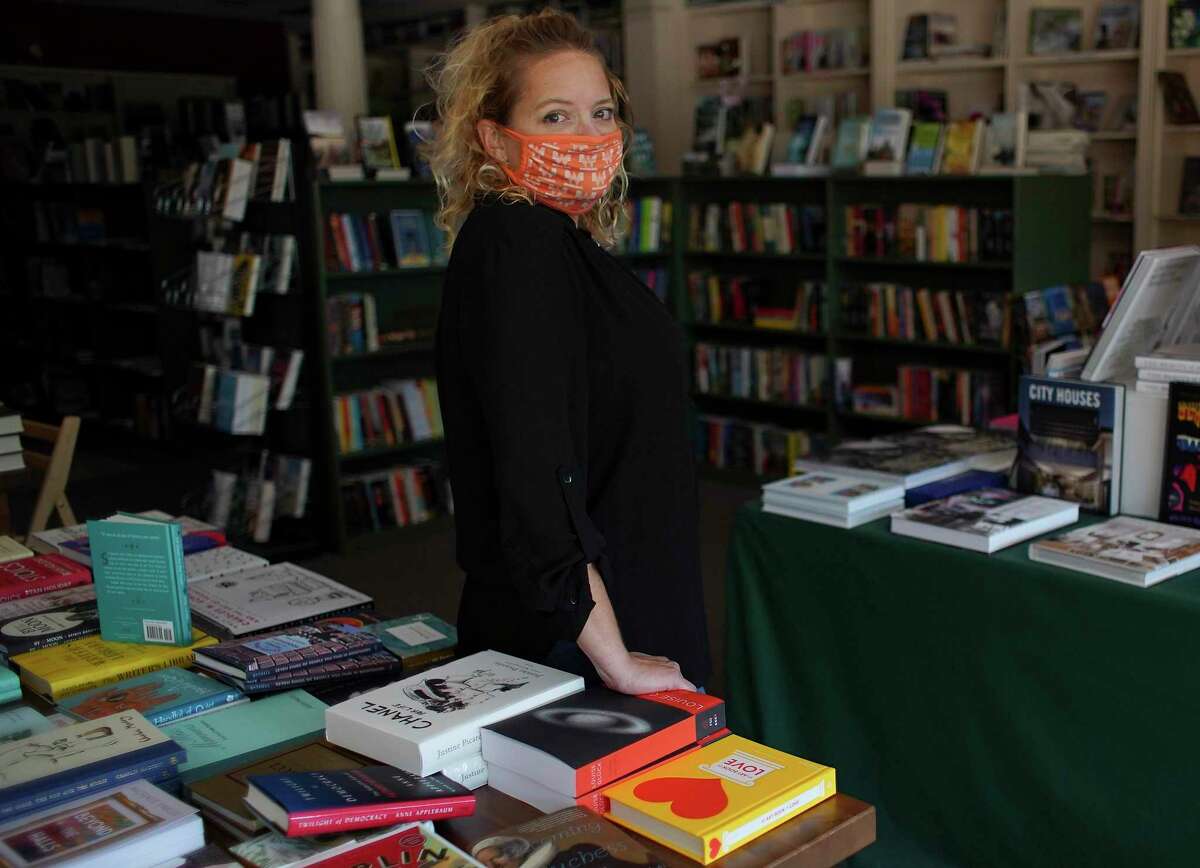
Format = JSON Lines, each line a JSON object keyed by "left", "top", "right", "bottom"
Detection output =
{"left": 0, "top": 405, "right": 22, "bottom": 475}
{"left": 762, "top": 466, "right": 905, "bottom": 528}
{"left": 1135, "top": 345, "right": 1200, "bottom": 397}
{"left": 890, "top": 488, "right": 1078, "bottom": 553}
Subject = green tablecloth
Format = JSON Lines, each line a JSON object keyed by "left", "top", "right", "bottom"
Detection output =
{"left": 725, "top": 504, "right": 1200, "bottom": 868}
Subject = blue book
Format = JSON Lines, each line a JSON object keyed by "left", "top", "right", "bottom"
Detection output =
{"left": 904, "top": 469, "right": 1009, "bottom": 507}
{"left": 87, "top": 513, "right": 191, "bottom": 646}
{"left": 1041, "top": 285, "right": 1077, "bottom": 337}
{"left": 0, "top": 710, "right": 184, "bottom": 822}
{"left": 59, "top": 667, "right": 246, "bottom": 728}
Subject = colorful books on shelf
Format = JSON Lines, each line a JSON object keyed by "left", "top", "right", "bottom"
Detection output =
{"left": 0, "top": 554, "right": 90, "bottom": 603}
{"left": 483, "top": 688, "right": 726, "bottom": 814}
{"left": 1011, "top": 376, "right": 1124, "bottom": 514}
{"left": 780, "top": 27, "right": 868, "bottom": 74}
{"left": 831, "top": 116, "right": 870, "bottom": 169}
{"left": 696, "top": 416, "right": 822, "bottom": 478}
{"left": 981, "top": 112, "right": 1027, "bottom": 172}
{"left": 238, "top": 232, "right": 298, "bottom": 295}
{"left": 193, "top": 249, "right": 261, "bottom": 317}
{"left": 813, "top": 425, "right": 1016, "bottom": 489}
{"left": 364, "top": 613, "right": 457, "bottom": 669}
{"left": 621, "top": 196, "right": 672, "bottom": 254}
{"left": 783, "top": 114, "right": 828, "bottom": 166}
{"left": 940, "top": 119, "right": 984, "bottom": 175}
{"left": 58, "top": 667, "right": 246, "bottom": 728}
{"left": 245, "top": 765, "right": 475, "bottom": 836}
{"left": 0, "top": 710, "right": 184, "bottom": 822}
{"left": 324, "top": 210, "right": 447, "bottom": 273}
{"left": 842, "top": 203, "right": 1012, "bottom": 262}
{"left": 905, "top": 121, "right": 943, "bottom": 174}
{"left": 687, "top": 272, "right": 823, "bottom": 333}
{"left": 333, "top": 378, "right": 443, "bottom": 455}
{"left": 87, "top": 513, "right": 191, "bottom": 646}
{"left": 632, "top": 267, "right": 671, "bottom": 305}
{"left": 840, "top": 282, "right": 1009, "bottom": 348}
{"left": 693, "top": 344, "right": 828, "bottom": 408}
{"left": 0, "top": 779, "right": 204, "bottom": 868}
{"left": 1020, "top": 281, "right": 1115, "bottom": 345}
{"left": 862, "top": 108, "right": 911, "bottom": 175}
{"left": 603, "top": 734, "right": 836, "bottom": 865}
{"left": 341, "top": 460, "right": 452, "bottom": 534}
{"left": 12, "top": 627, "right": 217, "bottom": 702}
{"left": 687, "top": 202, "right": 825, "bottom": 255}
{"left": 1029, "top": 8, "right": 1083, "bottom": 54}
{"left": 762, "top": 467, "right": 906, "bottom": 528}
{"left": 163, "top": 689, "right": 328, "bottom": 785}
{"left": 325, "top": 650, "right": 584, "bottom": 776}
{"left": 1029, "top": 517, "right": 1200, "bottom": 587}
{"left": 890, "top": 488, "right": 1078, "bottom": 553}
{"left": 188, "top": 563, "right": 373, "bottom": 639}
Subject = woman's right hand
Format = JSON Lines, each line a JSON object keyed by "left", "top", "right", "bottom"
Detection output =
{"left": 596, "top": 650, "right": 696, "bottom": 695}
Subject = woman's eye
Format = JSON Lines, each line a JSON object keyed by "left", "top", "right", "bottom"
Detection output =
{"left": 595, "top": 107, "right": 615, "bottom": 121}
{"left": 543, "top": 111, "right": 567, "bottom": 124}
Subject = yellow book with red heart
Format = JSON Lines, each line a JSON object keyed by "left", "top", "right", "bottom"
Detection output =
{"left": 602, "top": 734, "right": 835, "bottom": 864}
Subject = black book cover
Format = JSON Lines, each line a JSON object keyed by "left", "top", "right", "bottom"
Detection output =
{"left": 1161, "top": 381, "right": 1200, "bottom": 528}
{"left": 0, "top": 594, "right": 100, "bottom": 656}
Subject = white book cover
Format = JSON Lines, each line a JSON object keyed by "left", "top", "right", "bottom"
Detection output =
{"left": 762, "top": 498, "right": 903, "bottom": 529}
{"left": 183, "top": 546, "right": 268, "bottom": 583}
{"left": 188, "top": 563, "right": 371, "bottom": 636}
{"left": 1135, "top": 343, "right": 1200, "bottom": 373}
{"left": 762, "top": 468, "right": 904, "bottom": 516}
{"left": 325, "top": 650, "right": 584, "bottom": 776}
{"left": 1138, "top": 367, "right": 1200, "bottom": 384}
{"left": 1029, "top": 517, "right": 1200, "bottom": 587}
{"left": 890, "top": 488, "right": 1078, "bottom": 553}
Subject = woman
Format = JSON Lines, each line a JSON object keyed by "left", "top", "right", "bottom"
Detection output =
{"left": 431, "top": 9, "right": 710, "bottom": 694}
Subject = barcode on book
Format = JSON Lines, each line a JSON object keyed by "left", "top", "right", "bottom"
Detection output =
{"left": 143, "top": 620, "right": 175, "bottom": 643}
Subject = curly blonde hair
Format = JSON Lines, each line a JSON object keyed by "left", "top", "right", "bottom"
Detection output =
{"left": 424, "top": 8, "right": 631, "bottom": 250}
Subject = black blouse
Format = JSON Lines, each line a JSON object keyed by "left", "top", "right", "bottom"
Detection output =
{"left": 434, "top": 198, "right": 711, "bottom": 685}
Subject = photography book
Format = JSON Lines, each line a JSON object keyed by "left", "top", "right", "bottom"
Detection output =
{"left": 193, "top": 623, "right": 383, "bottom": 683}
{"left": 0, "top": 780, "right": 203, "bottom": 868}
{"left": 325, "top": 650, "right": 584, "bottom": 777}
{"left": 188, "top": 563, "right": 372, "bottom": 638}
{"left": 363, "top": 613, "right": 457, "bottom": 669}
{"left": 1160, "top": 382, "right": 1200, "bottom": 529}
{"left": 0, "top": 554, "right": 90, "bottom": 604}
{"left": 483, "top": 689, "right": 726, "bottom": 800}
{"left": 0, "top": 710, "right": 184, "bottom": 822}
{"left": 245, "top": 765, "right": 474, "bottom": 836}
{"left": 58, "top": 667, "right": 246, "bottom": 728}
{"left": 814, "top": 425, "right": 1015, "bottom": 489}
{"left": 763, "top": 468, "right": 905, "bottom": 520}
{"left": 890, "top": 488, "right": 1078, "bottom": 553}
{"left": 1029, "top": 516, "right": 1200, "bottom": 587}
{"left": 470, "top": 807, "right": 664, "bottom": 868}
{"left": 88, "top": 513, "right": 191, "bottom": 646}
{"left": 1011, "top": 376, "right": 1124, "bottom": 514}
{"left": 603, "top": 734, "right": 836, "bottom": 865}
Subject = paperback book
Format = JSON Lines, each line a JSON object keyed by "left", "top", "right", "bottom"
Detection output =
{"left": 183, "top": 546, "right": 268, "bottom": 583}
{"left": 0, "top": 554, "right": 89, "bottom": 604}
{"left": 226, "top": 651, "right": 401, "bottom": 695}
{"left": 603, "top": 734, "right": 836, "bottom": 864}
{"left": 363, "top": 613, "right": 457, "bottom": 669}
{"left": 325, "top": 650, "right": 584, "bottom": 776}
{"left": 470, "top": 807, "right": 663, "bottom": 868}
{"left": 890, "top": 488, "right": 1079, "bottom": 553}
{"left": 1011, "top": 376, "right": 1124, "bottom": 514}
{"left": 193, "top": 623, "right": 383, "bottom": 683}
{"left": 763, "top": 468, "right": 905, "bottom": 520}
{"left": 0, "top": 588, "right": 99, "bottom": 659}
{"left": 58, "top": 667, "right": 246, "bottom": 728}
{"left": 1029, "top": 516, "right": 1200, "bottom": 587}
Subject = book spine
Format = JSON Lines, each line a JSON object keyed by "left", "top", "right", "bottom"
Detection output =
{"left": 150, "top": 691, "right": 244, "bottom": 727}
{"left": 242, "top": 658, "right": 399, "bottom": 693}
{"left": 237, "top": 640, "right": 382, "bottom": 680}
{"left": 287, "top": 794, "right": 476, "bottom": 835}
{"left": 52, "top": 645, "right": 205, "bottom": 700}
{"left": 0, "top": 575, "right": 80, "bottom": 603}
{"left": 713, "top": 767, "right": 837, "bottom": 860}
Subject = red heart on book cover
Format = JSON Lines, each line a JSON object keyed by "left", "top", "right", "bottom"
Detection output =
{"left": 633, "top": 776, "right": 728, "bottom": 819}
{"left": 709, "top": 838, "right": 722, "bottom": 859}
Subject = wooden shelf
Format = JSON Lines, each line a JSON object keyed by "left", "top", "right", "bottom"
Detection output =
{"left": 338, "top": 437, "right": 445, "bottom": 463}
{"left": 1018, "top": 49, "right": 1140, "bottom": 66}
{"left": 779, "top": 67, "right": 869, "bottom": 81}
{"left": 1165, "top": 125, "right": 1200, "bottom": 135}
{"left": 1166, "top": 47, "right": 1200, "bottom": 59}
{"left": 1090, "top": 131, "right": 1137, "bottom": 141}
{"left": 896, "top": 57, "right": 1005, "bottom": 72}
{"left": 1157, "top": 214, "right": 1200, "bottom": 223}
{"left": 693, "top": 74, "right": 774, "bottom": 87}
{"left": 835, "top": 256, "right": 1011, "bottom": 271}
{"left": 319, "top": 179, "right": 436, "bottom": 190}
{"left": 835, "top": 334, "right": 1011, "bottom": 356}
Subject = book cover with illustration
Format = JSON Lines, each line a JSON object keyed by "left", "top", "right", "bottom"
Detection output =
{"left": 245, "top": 765, "right": 474, "bottom": 836}
{"left": 1029, "top": 516, "right": 1200, "bottom": 586}
{"left": 0, "top": 585, "right": 94, "bottom": 623}
{"left": 188, "top": 563, "right": 372, "bottom": 638}
{"left": 1011, "top": 376, "right": 1124, "bottom": 514}
{"left": 890, "top": 488, "right": 1078, "bottom": 553}
{"left": 325, "top": 651, "right": 583, "bottom": 777}
{"left": 0, "top": 710, "right": 184, "bottom": 822}
{"left": 59, "top": 667, "right": 246, "bottom": 728}
{"left": 0, "top": 554, "right": 90, "bottom": 604}
{"left": 183, "top": 546, "right": 268, "bottom": 583}
{"left": 818, "top": 425, "right": 1015, "bottom": 488}
{"left": 230, "top": 650, "right": 401, "bottom": 695}
{"left": 193, "top": 623, "right": 383, "bottom": 682}
{"left": 482, "top": 689, "right": 726, "bottom": 799}
{"left": 0, "top": 588, "right": 99, "bottom": 659}
{"left": 1161, "top": 382, "right": 1200, "bottom": 528}
{"left": 471, "top": 806, "right": 665, "bottom": 868}
{"left": 364, "top": 613, "right": 457, "bottom": 668}
{"left": 603, "top": 735, "right": 836, "bottom": 864}
{"left": 763, "top": 468, "right": 904, "bottom": 518}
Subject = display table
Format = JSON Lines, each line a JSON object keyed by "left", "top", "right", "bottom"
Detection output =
{"left": 441, "top": 786, "right": 876, "bottom": 868}
{"left": 726, "top": 503, "right": 1200, "bottom": 867}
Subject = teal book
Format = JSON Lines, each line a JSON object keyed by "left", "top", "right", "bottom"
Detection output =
{"left": 59, "top": 666, "right": 247, "bottom": 728}
{"left": 0, "top": 705, "right": 51, "bottom": 743}
{"left": 365, "top": 612, "right": 457, "bottom": 668}
{"left": 0, "top": 665, "right": 19, "bottom": 704}
{"left": 832, "top": 117, "right": 869, "bottom": 169}
{"left": 162, "top": 689, "right": 328, "bottom": 784}
{"left": 87, "top": 512, "right": 191, "bottom": 646}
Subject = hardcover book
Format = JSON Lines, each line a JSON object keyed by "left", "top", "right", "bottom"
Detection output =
{"left": 1160, "top": 382, "right": 1200, "bottom": 529}
{"left": 831, "top": 117, "right": 869, "bottom": 169}
{"left": 482, "top": 689, "right": 726, "bottom": 800}
{"left": 194, "top": 623, "right": 383, "bottom": 682}
{"left": 0, "top": 780, "right": 204, "bottom": 868}
{"left": 763, "top": 469, "right": 905, "bottom": 520}
{"left": 603, "top": 735, "right": 836, "bottom": 864}
{"left": 325, "top": 650, "right": 584, "bottom": 777}
{"left": 183, "top": 546, "right": 268, "bottom": 583}
{"left": 471, "top": 807, "right": 664, "bottom": 868}
{"left": 905, "top": 121, "right": 943, "bottom": 174}
{"left": 1029, "top": 516, "right": 1200, "bottom": 587}
{"left": 0, "top": 588, "right": 99, "bottom": 659}
{"left": 245, "top": 765, "right": 474, "bottom": 836}
{"left": 55, "top": 521, "right": 225, "bottom": 568}
{"left": 0, "top": 554, "right": 90, "bottom": 604}
{"left": 904, "top": 469, "right": 1009, "bottom": 507}
{"left": 863, "top": 108, "right": 911, "bottom": 168}
{"left": 1094, "top": 2, "right": 1139, "bottom": 49}
{"left": 1011, "top": 376, "right": 1124, "bottom": 514}
{"left": 12, "top": 627, "right": 217, "bottom": 702}
{"left": 816, "top": 425, "right": 1016, "bottom": 488}
{"left": 188, "top": 563, "right": 372, "bottom": 639}
{"left": 364, "top": 613, "right": 457, "bottom": 669}
{"left": 59, "top": 667, "right": 246, "bottom": 728}
{"left": 162, "top": 689, "right": 327, "bottom": 784}
{"left": 0, "top": 710, "right": 184, "bottom": 822}
{"left": 890, "top": 488, "right": 1079, "bottom": 553}
{"left": 88, "top": 513, "right": 192, "bottom": 646}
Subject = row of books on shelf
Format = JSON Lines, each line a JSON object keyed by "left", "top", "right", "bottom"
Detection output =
{"left": 842, "top": 364, "right": 1005, "bottom": 427}
{"left": 182, "top": 235, "right": 298, "bottom": 316}
{"left": 324, "top": 293, "right": 436, "bottom": 357}
{"left": 187, "top": 352, "right": 303, "bottom": 434}
{"left": 632, "top": 267, "right": 670, "bottom": 305}
{"left": 843, "top": 204, "right": 1013, "bottom": 262}
{"left": 688, "top": 273, "right": 824, "bottom": 333}
{"left": 324, "top": 210, "right": 448, "bottom": 273}
{"left": 694, "top": 343, "right": 828, "bottom": 408}
{"left": 696, "top": 414, "right": 824, "bottom": 479}
{"left": 619, "top": 195, "right": 672, "bottom": 254}
{"left": 780, "top": 26, "right": 868, "bottom": 74}
{"left": 56, "top": 135, "right": 141, "bottom": 184}
{"left": 341, "top": 460, "right": 452, "bottom": 533}
{"left": 30, "top": 202, "right": 115, "bottom": 245}
{"left": 209, "top": 452, "right": 312, "bottom": 545}
{"left": 333, "top": 378, "right": 443, "bottom": 455}
{"left": 1021, "top": 280, "right": 1119, "bottom": 344}
{"left": 840, "top": 283, "right": 1008, "bottom": 348}
{"left": 687, "top": 202, "right": 825, "bottom": 256}
{"left": 153, "top": 139, "right": 293, "bottom": 220}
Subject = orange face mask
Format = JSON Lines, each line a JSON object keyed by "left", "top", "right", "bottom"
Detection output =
{"left": 498, "top": 127, "right": 623, "bottom": 216}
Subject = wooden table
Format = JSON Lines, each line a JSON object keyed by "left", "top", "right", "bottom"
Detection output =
{"left": 441, "top": 786, "right": 875, "bottom": 868}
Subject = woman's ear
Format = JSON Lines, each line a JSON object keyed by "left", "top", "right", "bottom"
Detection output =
{"left": 476, "top": 119, "right": 508, "bottom": 164}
